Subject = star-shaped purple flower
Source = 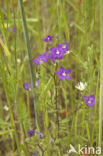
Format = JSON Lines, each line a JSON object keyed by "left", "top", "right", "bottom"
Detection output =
{"left": 33, "top": 51, "right": 50, "bottom": 65}
{"left": 55, "top": 66, "right": 72, "bottom": 80}
{"left": 44, "top": 35, "right": 53, "bottom": 42}
{"left": 50, "top": 44, "right": 66, "bottom": 63}
{"left": 28, "top": 130, "right": 34, "bottom": 137}
{"left": 84, "top": 95, "right": 95, "bottom": 107}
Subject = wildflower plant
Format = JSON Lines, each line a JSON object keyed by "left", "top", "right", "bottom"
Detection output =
{"left": 22, "top": 33, "right": 99, "bottom": 154}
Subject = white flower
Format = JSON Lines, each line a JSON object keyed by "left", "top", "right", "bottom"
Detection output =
{"left": 49, "top": 138, "right": 54, "bottom": 143}
{"left": 17, "top": 58, "right": 21, "bottom": 63}
{"left": 75, "top": 82, "right": 87, "bottom": 91}
{"left": 65, "top": 50, "right": 72, "bottom": 55}
{"left": 3, "top": 105, "right": 9, "bottom": 111}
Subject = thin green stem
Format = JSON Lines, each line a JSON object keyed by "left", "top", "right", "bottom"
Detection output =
{"left": 27, "top": 92, "right": 31, "bottom": 124}
{"left": 54, "top": 64, "right": 59, "bottom": 138}
{"left": 99, "top": 0, "right": 103, "bottom": 147}
{"left": 18, "top": 0, "right": 40, "bottom": 129}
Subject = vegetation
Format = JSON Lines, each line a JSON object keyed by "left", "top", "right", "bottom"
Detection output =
{"left": 0, "top": 0, "right": 101, "bottom": 155}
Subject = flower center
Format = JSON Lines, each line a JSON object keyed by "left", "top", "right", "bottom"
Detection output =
{"left": 88, "top": 100, "right": 91, "bottom": 104}
{"left": 56, "top": 50, "right": 60, "bottom": 55}
{"left": 62, "top": 72, "right": 66, "bottom": 76}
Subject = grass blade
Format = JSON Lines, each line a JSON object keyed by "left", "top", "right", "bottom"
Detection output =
{"left": 99, "top": 0, "right": 103, "bottom": 147}
{"left": 18, "top": 0, "right": 40, "bottom": 129}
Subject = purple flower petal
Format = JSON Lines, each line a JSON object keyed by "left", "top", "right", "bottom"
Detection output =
{"left": 23, "top": 83, "right": 30, "bottom": 90}
{"left": 65, "top": 69, "right": 71, "bottom": 74}
{"left": 32, "top": 58, "right": 40, "bottom": 65}
{"left": 59, "top": 75, "right": 65, "bottom": 80}
{"left": 65, "top": 75, "right": 72, "bottom": 79}
{"left": 35, "top": 80, "right": 40, "bottom": 87}
{"left": 97, "top": 100, "right": 99, "bottom": 103}
{"left": 37, "top": 132, "right": 44, "bottom": 139}
{"left": 50, "top": 47, "right": 55, "bottom": 51}
{"left": 33, "top": 151, "right": 39, "bottom": 155}
{"left": 40, "top": 133, "right": 43, "bottom": 139}
{"left": 12, "top": 27, "right": 16, "bottom": 33}
{"left": 33, "top": 51, "right": 50, "bottom": 65}
{"left": 57, "top": 44, "right": 62, "bottom": 48}
{"left": 1, "top": 36, "right": 4, "bottom": 42}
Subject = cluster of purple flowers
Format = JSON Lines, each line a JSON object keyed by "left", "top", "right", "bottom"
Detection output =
{"left": 32, "top": 35, "right": 70, "bottom": 65}
{"left": 27, "top": 129, "right": 44, "bottom": 139}
{"left": 32, "top": 51, "right": 50, "bottom": 65}
{"left": 32, "top": 35, "right": 71, "bottom": 81}
{"left": 23, "top": 80, "right": 40, "bottom": 90}
{"left": 24, "top": 35, "right": 98, "bottom": 111}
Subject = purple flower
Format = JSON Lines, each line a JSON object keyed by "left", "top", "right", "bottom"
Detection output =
{"left": 33, "top": 51, "right": 50, "bottom": 65}
{"left": 38, "top": 51, "right": 50, "bottom": 62}
{"left": 84, "top": 95, "right": 95, "bottom": 107}
{"left": 50, "top": 44, "right": 66, "bottom": 63}
{"left": 35, "top": 80, "right": 40, "bottom": 87}
{"left": 32, "top": 58, "right": 40, "bottom": 65}
{"left": 40, "top": 133, "right": 43, "bottom": 139}
{"left": 1, "top": 36, "right": 4, "bottom": 42}
{"left": 97, "top": 100, "right": 99, "bottom": 103}
{"left": 44, "top": 35, "right": 53, "bottom": 42}
{"left": 33, "top": 151, "right": 38, "bottom": 155}
{"left": 55, "top": 66, "right": 72, "bottom": 80}
{"left": 12, "top": 27, "right": 16, "bottom": 33}
{"left": 23, "top": 80, "right": 40, "bottom": 90}
{"left": 37, "top": 132, "right": 44, "bottom": 139}
{"left": 28, "top": 130, "right": 34, "bottom": 137}
{"left": 23, "top": 83, "right": 30, "bottom": 90}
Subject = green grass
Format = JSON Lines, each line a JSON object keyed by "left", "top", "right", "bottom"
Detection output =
{"left": 0, "top": 0, "right": 101, "bottom": 155}
{"left": 99, "top": 0, "right": 103, "bottom": 148}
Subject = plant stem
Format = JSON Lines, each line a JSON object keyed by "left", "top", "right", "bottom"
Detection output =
{"left": 99, "top": 0, "right": 103, "bottom": 147}
{"left": 54, "top": 63, "right": 59, "bottom": 138}
{"left": 13, "top": 8, "right": 17, "bottom": 80}
{"left": 18, "top": 0, "right": 40, "bottom": 129}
